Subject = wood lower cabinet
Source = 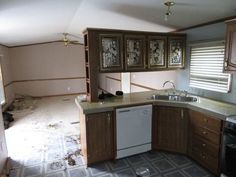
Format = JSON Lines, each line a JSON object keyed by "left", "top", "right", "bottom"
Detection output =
{"left": 80, "top": 111, "right": 115, "bottom": 165}
{"left": 188, "top": 110, "right": 223, "bottom": 176}
{"left": 152, "top": 106, "right": 188, "bottom": 153}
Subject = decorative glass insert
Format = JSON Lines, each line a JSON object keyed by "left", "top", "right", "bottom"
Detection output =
{"left": 149, "top": 39, "right": 165, "bottom": 66}
{"left": 101, "top": 37, "right": 120, "bottom": 68}
{"left": 169, "top": 40, "right": 183, "bottom": 65}
{"left": 126, "top": 39, "right": 142, "bottom": 66}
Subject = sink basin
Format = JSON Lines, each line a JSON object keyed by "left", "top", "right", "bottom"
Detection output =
{"left": 150, "top": 94, "right": 197, "bottom": 102}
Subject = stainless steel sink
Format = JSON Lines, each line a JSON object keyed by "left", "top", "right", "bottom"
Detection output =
{"left": 150, "top": 94, "right": 197, "bottom": 102}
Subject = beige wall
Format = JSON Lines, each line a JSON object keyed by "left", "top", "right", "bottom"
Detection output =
{"left": 130, "top": 71, "right": 177, "bottom": 92}
{"left": 10, "top": 42, "right": 86, "bottom": 97}
{"left": 98, "top": 73, "right": 121, "bottom": 95}
{"left": 98, "top": 70, "right": 177, "bottom": 94}
{"left": 0, "top": 45, "right": 15, "bottom": 105}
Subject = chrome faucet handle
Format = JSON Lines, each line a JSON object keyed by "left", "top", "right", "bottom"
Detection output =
{"left": 179, "top": 90, "right": 188, "bottom": 97}
{"left": 162, "top": 80, "right": 176, "bottom": 90}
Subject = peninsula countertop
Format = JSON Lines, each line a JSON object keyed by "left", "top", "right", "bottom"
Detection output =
{"left": 75, "top": 90, "right": 236, "bottom": 120}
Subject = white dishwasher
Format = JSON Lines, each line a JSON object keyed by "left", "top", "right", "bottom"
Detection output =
{"left": 116, "top": 104, "right": 152, "bottom": 159}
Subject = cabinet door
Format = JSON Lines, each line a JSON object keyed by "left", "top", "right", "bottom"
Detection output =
{"left": 99, "top": 34, "right": 124, "bottom": 72}
{"left": 153, "top": 106, "right": 188, "bottom": 153}
{"left": 168, "top": 36, "right": 186, "bottom": 68}
{"left": 124, "top": 35, "right": 146, "bottom": 71}
{"left": 225, "top": 21, "right": 236, "bottom": 71}
{"left": 86, "top": 112, "right": 114, "bottom": 164}
{"left": 147, "top": 36, "right": 167, "bottom": 69}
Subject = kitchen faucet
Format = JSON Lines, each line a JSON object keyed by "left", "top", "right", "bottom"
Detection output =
{"left": 162, "top": 80, "right": 176, "bottom": 90}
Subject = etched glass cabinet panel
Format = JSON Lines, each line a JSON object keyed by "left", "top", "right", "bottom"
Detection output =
{"left": 168, "top": 37, "right": 185, "bottom": 68}
{"left": 99, "top": 34, "right": 123, "bottom": 72}
{"left": 148, "top": 36, "right": 167, "bottom": 69}
{"left": 125, "top": 35, "right": 146, "bottom": 70}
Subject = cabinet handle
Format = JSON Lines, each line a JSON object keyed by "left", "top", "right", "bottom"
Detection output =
{"left": 224, "top": 61, "right": 228, "bottom": 67}
{"left": 202, "top": 131, "right": 207, "bottom": 135}
{"left": 181, "top": 109, "right": 184, "bottom": 119}
{"left": 203, "top": 118, "right": 208, "bottom": 122}
{"left": 107, "top": 113, "right": 111, "bottom": 123}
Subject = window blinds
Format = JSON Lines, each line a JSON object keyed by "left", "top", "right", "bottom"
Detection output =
{"left": 190, "top": 43, "right": 231, "bottom": 93}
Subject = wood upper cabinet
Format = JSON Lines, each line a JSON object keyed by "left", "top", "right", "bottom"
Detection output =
{"left": 99, "top": 34, "right": 124, "bottom": 72}
{"left": 188, "top": 110, "right": 222, "bottom": 175}
{"left": 124, "top": 35, "right": 146, "bottom": 71}
{"left": 152, "top": 106, "right": 188, "bottom": 153}
{"left": 147, "top": 36, "right": 167, "bottom": 69}
{"left": 167, "top": 36, "right": 186, "bottom": 69}
{"left": 80, "top": 111, "right": 115, "bottom": 165}
{"left": 225, "top": 20, "right": 236, "bottom": 71}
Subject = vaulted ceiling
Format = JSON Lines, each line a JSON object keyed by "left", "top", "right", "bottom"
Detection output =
{"left": 0, "top": 0, "right": 235, "bottom": 46}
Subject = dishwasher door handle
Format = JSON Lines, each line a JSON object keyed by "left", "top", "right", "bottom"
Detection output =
{"left": 118, "top": 110, "right": 131, "bottom": 113}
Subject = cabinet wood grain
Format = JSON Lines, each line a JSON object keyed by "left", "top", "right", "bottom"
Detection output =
{"left": 152, "top": 106, "right": 188, "bottom": 154}
{"left": 80, "top": 111, "right": 115, "bottom": 165}
{"left": 188, "top": 110, "right": 222, "bottom": 176}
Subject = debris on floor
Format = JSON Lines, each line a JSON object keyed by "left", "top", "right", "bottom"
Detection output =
{"left": 64, "top": 149, "right": 81, "bottom": 166}
{"left": 3, "top": 112, "right": 14, "bottom": 129}
{"left": 70, "top": 121, "right": 80, "bottom": 125}
{"left": 65, "top": 135, "right": 80, "bottom": 146}
{"left": 47, "top": 123, "right": 60, "bottom": 129}
{"left": 49, "top": 161, "right": 65, "bottom": 170}
{"left": 10, "top": 95, "right": 38, "bottom": 111}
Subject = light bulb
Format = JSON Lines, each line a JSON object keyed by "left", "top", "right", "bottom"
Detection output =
{"left": 164, "top": 14, "right": 168, "bottom": 21}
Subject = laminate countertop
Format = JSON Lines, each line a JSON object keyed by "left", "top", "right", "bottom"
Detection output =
{"left": 75, "top": 90, "right": 236, "bottom": 120}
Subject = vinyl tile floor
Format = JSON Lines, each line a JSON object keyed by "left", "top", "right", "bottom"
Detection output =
{"left": 5, "top": 95, "right": 216, "bottom": 177}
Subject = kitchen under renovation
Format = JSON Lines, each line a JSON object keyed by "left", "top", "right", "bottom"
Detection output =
{"left": 0, "top": 0, "right": 236, "bottom": 177}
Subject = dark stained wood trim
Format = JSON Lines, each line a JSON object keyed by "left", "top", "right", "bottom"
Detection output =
{"left": 9, "top": 40, "right": 84, "bottom": 48}
{"left": 0, "top": 44, "right": 9, "bottom": 48}
{"left": 130, "top": 82, "right": 156, "bottom": 91}
{"left": 13, "top": 77, "right": 86, "bottom": 83}
{"left": 33, "top": 92, "right": 86, "bottom": 98}
{"left": 105, "top": 76, "right": 121, "bottom": 82}
{"left": 4, "top": 81, "right": 14, "bottom": 88}
{"left": 172, "top": 15, "right": 236, "bottom": 32}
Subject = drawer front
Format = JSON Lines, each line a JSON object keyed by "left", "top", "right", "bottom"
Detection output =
{"left": 190, "top": 110, "right": 222, "bottom": 132}
{"left": 192, "top": 148, "right": 219, "bottom": 175}
{"left": 192, "top": 134, "right": 220, "bottom": 158}
{"left": 193, "top": 126, "right": 221, "bottom": 145}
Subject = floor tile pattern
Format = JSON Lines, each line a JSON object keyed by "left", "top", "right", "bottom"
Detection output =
{"left": 9, "top": 149, "right": 216, "bottom": 177}
{"left": 5, "top": 96, "right": 216, "bottom": 177}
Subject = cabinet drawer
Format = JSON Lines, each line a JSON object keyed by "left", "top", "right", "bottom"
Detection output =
{"left": 190, "top": 110, "right": 222, "bottom": 132}
{"left": 193, "top": 126, "right": 221, "bottom": 145}
{"left": 192, "top": 148, "right": 219, "bottom": 175}
{"left": 192, "top": 135, "right": 220, "bottom": 158}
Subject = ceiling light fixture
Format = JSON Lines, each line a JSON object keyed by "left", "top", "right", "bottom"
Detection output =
{"left": 164, "top": 0, "right": 175, "bottom": 21}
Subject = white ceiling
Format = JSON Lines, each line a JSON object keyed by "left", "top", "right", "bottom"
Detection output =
{"left": 0, "top": 0, "right": 236, "bottom": 47}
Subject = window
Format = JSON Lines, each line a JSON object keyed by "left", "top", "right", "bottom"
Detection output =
{"left": 189, "top": 41, "right": 231, "bottom": 93}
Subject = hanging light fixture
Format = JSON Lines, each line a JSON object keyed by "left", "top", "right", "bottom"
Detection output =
{"left": 164, "top": 0, "right": 175, "bottom": 21}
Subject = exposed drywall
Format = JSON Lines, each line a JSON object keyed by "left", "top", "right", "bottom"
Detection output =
{"left": 10, "top": 42, "right": 86, "bottom": 97}
{"left": 176, "top": 22, "right": 236, "bottom": 104}
{"left": 0, "top": 45, "right": 15, "bottom": 106}
{"left": 130, "top": 71, "right": 177, "bottom": 92}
